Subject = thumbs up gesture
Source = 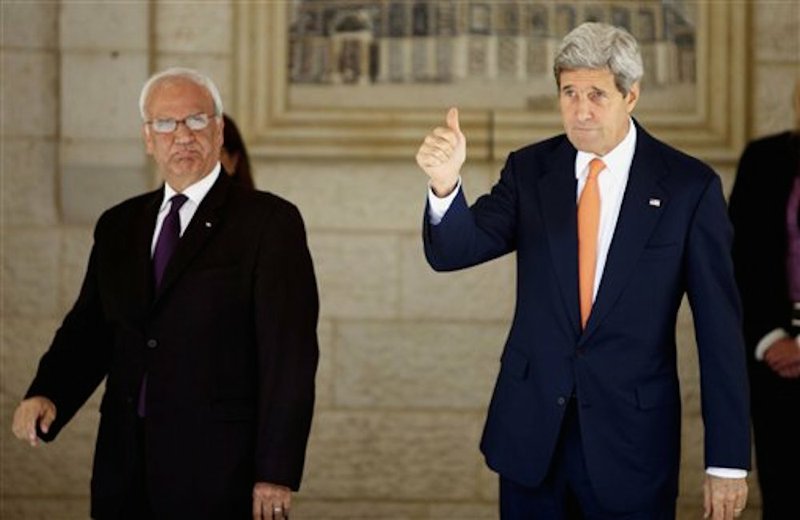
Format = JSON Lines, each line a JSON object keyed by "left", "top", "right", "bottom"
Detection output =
{"left": 415, "top": 107, "right": 466, "bottom": 197}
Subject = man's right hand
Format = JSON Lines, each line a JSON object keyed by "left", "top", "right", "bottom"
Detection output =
{"left": 12, "top": 396, "right": 56, "bottom": 447}
{"left": 764, "top": 337, "right": 800, "bottom": 378}
{"left": 415, "top": 107, "right": 466, "bottom": 197}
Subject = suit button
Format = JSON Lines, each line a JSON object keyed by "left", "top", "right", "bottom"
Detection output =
{"left": 146, "top": 339, "right": 158, "bottom": 348}
{"left": 576, "top": 347, "right": 586, "bottom": 357}
{"left": 557, "top": 396, "right": 566, "bottom": 406}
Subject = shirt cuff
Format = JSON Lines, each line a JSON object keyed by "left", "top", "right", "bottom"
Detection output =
{"left": 427, "top": 177, "right": 462, "bottom": 225}
{"left": 754, "top": 328, "right": 790, "bottom": 361}
{"left": 706, "top": 467, "right": 747, "bottom": 479}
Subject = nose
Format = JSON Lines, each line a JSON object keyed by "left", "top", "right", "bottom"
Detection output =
{"left": 575, "top": 96, "right": 592, "bottom": 122}
{"left": 173, "top": 121, "right": 195, "bottom": 143}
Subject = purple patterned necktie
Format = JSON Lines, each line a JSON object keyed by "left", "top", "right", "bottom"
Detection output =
{"left": 138, "top": 193, "right": 188, "bottom": 417}
{"left": 787, "top": 176, "right": 800, "bottom": 302}
{"left": 152, "top": 194, "right": 188, "bottom": 288}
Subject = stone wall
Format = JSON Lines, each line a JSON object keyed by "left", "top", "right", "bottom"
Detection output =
{"left": 1, "top": 1, "right": 798, "bottom": 518}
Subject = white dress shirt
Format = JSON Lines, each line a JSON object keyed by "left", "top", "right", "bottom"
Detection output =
{"left": 426, "top": 120, "right": 746, "bottom": 479}
{"left": 150, "top": 163, "right": 221, "bottom": 255}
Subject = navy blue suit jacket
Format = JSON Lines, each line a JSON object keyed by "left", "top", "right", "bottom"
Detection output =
{"left": 423, "top": 123, "right": 750, "bottom": 512}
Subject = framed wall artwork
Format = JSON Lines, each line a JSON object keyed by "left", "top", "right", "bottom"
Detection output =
{"left": 234, "top": 1, "right": 747, "bottom": 162}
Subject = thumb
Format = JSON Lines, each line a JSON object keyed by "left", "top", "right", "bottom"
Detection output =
{"left": 446, "top": 107, "right": 461, "bottom": 134}
{"left": 39, "top": 404, "right": 56, "bottom": 434}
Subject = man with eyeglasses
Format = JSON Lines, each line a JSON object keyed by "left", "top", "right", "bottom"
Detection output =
{"left": 11, "top": 68, "right": 319, "bottom": 520}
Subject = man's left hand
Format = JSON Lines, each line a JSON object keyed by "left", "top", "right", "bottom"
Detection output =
{"left": 253, "top": 482, "right": 291, "bottom": 519}
{"left": 703, "top": 475, "right": 747, "bottom": 519}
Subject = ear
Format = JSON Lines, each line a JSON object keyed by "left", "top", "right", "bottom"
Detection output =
{"left": 215, "top": 115, "right": 225, "bottom": 151}
{"left": 625, "top": 81, "right": 640, "bottom": 114}
{"left": 143, "top": 124, "right": 155, "bottom": 155}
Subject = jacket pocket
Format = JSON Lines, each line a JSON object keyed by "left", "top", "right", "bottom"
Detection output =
{"left": 500, "top": 348, "right": 529, "bottom": 380}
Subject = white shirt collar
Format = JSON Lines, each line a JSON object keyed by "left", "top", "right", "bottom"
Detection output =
{"left": 160, "top": 162, "right": 221, "bottom": 210}
{"left": 575, "top": 118, "right": 637, "bottom": 181}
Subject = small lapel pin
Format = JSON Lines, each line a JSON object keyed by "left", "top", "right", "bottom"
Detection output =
{"left": 648, "top": 198, "right": 661, "bottom": 208}
{"left": 205, "top": 221, "right": 212, "bottom": 228}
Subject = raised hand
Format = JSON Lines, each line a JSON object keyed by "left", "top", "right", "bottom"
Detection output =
{"left": 415, "top": 107, "right": 466, "bottom": 197}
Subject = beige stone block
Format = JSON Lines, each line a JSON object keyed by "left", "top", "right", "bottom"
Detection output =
{"left": 259, "top": 160, "right": 427, "bottom": 233}
{"left": 60, "top": 2, "right": 148, "bottom": 50}
{"left": 154, "top": 54, "right": 232, "bottom": 107}
{"left": 753, "top": 64, "right": 800, "bottom": 138}
{"left": 0, "top": 317, "right": 60, "bottom": 406}
{"left": 428, "top": 503, "right": 497, "bottom": 519}
{"left": 754, "top": 0, "right": 800, "bottom": 62}
{"left": 315, "top": 319, "right": 335, "bottom": 410}
{"left": 679, "top": 412, "right": 705, "bottom": 502}
{"left": 676, "top": 298, "right": 701, "bottom": 414}
{"left": 1, "top": 138, "right": 58, "bottom": 226}
{"left": 302, "top": 411, "right": 482, "bottom": 500}
{"left": 61, "top": 140, "right": 148, "bottom": 170}
{"left": 0, "top": 2, "right": 57, "bottom": 49}
{"left": 0, "top": 498, "right": 90, "bottom": 520}
{"left": 0, "top": 402, "right": 99, "bottom": 496}
{"left": 60, "top": 163, "right": 151, "bottom": 225}
{"left": 400, "top": 235, "right": 515, "bottom": 322}
{"left": 714, "top": 163, "right": 736, "bottom": 200}
{"left": 309, "top": 233, "right": 400, "bottom": 319}
{"left": 335, "top": 321, "right": 505, "bottom": 409}
{"left": 2, "top": 229, "right": 61, "bottom": 317}
{"left": 258, "top": 160, "right": 496, "bottom": 233}
{"left": 61, "top": 51, "right": 148, "bottom": 140}
{"left": 478, "top": 461, "right": 499, "bottom": 501}
{"left": 59, "top": 226, "right": 94, "bottom": 314}
{"left": 291, "top": 500, "right": 427, "bottom": 519}
{"left": 0, "top": 50, "right": 57, "bottom": 138}
{"left": 155, "top": 2, "right": 232, "bottom": 54}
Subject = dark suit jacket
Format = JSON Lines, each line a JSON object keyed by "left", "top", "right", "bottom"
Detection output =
{"left": 26, "top": 173, "right": 319, "bottom": 518}
{"left": 423, "top": 122, "right": 750, "bottom": 512}
{"left": 730, "top": 131, "right": 799, "bottom": 350}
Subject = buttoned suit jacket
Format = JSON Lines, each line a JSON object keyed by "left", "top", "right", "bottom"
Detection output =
{"left": 27, "top": 173, "right": 319, "bottom": 518}
{"left": 423, "top": 122, "right": 750, "bottom": 512}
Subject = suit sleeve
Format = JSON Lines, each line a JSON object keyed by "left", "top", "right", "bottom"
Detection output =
{"left": 729, "top": 141, "right": 790, "bottom": 348}
{"left": 685, "top": 174, "right": 751, "bottom": 470}
{"left": 423, "top": 152, "right": 521, "bottom": 271}
{"left": 25, "top": 225, "right": 113, "bottom": 441}
{"left": 253, "top": 203, "right": 319, "bottom": 490}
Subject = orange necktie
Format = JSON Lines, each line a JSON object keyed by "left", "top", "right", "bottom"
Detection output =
{"left": 578, "top": 158, "right": 605, "bottom": 329}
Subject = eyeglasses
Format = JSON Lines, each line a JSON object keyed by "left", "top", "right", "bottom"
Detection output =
{"left": 146, "top": 113, "right": 216, "bottom": 134}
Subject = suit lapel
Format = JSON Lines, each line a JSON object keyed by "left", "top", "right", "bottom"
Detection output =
{"left": 538, "top": 139, "right": 581, "bottom": 334}
{"left": 133, "top": 190, "right": 162, "bottom": 309}
{"left": 580, "top": 126, "right": 669, "bottom": 343}
{"left": 153, "top": 173, "right": 229, "bottom": 303}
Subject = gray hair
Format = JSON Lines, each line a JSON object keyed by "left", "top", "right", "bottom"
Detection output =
{"left": 554, "top": 22, "right": 643, "bottom": 95}
{"left": 139, "top": 67, "right": 223, "bottom": 121}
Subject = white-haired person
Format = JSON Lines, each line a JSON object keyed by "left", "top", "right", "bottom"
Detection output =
{"left": 416, "top": 23, "right": 750, "bottom": 519}
{"left": 12, "top": 67, "right": 319, "bottom": 520}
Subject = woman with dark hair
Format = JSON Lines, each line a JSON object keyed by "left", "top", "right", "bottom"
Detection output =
{"left": 222, "top": 114, "right": 255, "bottom": 189}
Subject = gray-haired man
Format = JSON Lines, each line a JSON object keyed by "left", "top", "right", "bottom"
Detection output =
{"left": 416, "top": 22, "right": 750, "bottom": 519}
